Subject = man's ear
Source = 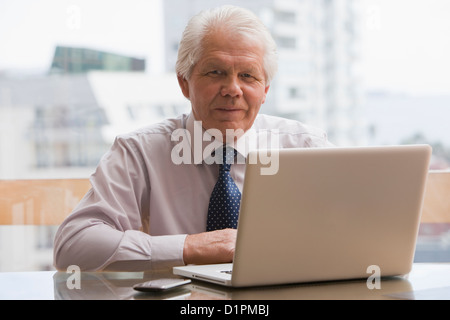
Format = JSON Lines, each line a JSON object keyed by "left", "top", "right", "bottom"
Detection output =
{"left": 261, "top": 85, "right": 270, "bottom": 104}
{"left": 177, "top": 75, "right": 190, "bottom": 100}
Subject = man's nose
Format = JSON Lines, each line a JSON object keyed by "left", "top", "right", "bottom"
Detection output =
{"left": 220, "top": 76, "right": 243, "bottom": 97}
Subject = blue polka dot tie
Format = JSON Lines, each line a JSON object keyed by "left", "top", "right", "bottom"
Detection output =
{"left": 206, "top": 147, "right": 241, "bottom": 231}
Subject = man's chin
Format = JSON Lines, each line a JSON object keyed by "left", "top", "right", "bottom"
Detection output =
{"left": 203, "top": 122, "right": 246, "bottom": 142}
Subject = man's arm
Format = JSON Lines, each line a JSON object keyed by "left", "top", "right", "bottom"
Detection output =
{"left": 53, "top": 136, "right": 187, "bottom": 271}
{"left": 53, "top": 192, "right": 188, "bottom": 271}
{"left": 54, "top": 210, "right": 237, "bottom": 271}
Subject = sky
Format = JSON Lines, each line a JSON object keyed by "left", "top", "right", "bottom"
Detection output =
{"left": 0, "top": 0, "right": 449, "bottom": 95}
{"left": 361, "top": 0, "right": 450, "bottom": 95}
{"left": 0, "top": 0, "right": 164, "bottom": 73}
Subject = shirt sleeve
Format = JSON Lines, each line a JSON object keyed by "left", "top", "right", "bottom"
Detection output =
{"left": 53, "top": 136, "right": 187, "bottom": 272}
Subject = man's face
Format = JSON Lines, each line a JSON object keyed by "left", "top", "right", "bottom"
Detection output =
{"left": 178, "top": 29, "right": 270, "bottom": 140}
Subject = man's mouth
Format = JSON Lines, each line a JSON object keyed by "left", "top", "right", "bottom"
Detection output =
{"left": 214, "top": 107, "right": 243, "bottom": 112}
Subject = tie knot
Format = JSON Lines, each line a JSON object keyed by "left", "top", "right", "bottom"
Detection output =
{"left": 221, "top": 147, "right": 236, "bottom": 171}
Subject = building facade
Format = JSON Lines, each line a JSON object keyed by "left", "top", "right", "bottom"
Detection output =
{"left": 50, "top": 46, "right": 146, "bottom": 74}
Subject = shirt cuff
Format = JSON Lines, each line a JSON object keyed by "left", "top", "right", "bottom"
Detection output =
{"left": 150, "top": 234, "right": 187, "bottom": 270}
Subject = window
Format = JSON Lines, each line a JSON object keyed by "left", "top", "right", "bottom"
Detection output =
{"left": 288, "top": 87, "right": 305, "bottom": 99}
{"left": 275, "top": 35, "right": 297, "bottom": 49}
{"left": 274, "top": 10, "right": 297, "bottom": 24}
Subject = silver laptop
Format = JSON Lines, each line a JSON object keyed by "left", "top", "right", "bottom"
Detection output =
{"left": 173, "top": 145, "right": 432, "bottom": 287}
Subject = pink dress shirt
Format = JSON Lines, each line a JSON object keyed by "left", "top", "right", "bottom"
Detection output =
{"left": 53, "top": 112, "right": 333, "bottom": 271}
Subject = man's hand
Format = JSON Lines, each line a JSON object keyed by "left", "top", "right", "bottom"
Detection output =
{"left": 183, "top": 229, "right": 237, "bottom": 265}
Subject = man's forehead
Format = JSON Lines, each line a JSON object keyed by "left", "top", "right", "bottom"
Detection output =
{"left": 201, "top": 55, "right": 262, "bottom": 67}
{"left": 197, "top": 49, "right": 265, "bottom": 72}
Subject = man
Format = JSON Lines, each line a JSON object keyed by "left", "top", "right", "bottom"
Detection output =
{"left": 53, "top": 5, "right": 333, "bottom": 272}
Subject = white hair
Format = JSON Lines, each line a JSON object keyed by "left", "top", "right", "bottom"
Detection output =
{"left": 175, "top": 5, "right": 278, "bottom": 85}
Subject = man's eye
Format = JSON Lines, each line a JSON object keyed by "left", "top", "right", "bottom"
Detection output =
{"left": 241, "top": 73, "right": 258, "bottom": 81}
{"left": 241, "top": 73, "right": 259, "bottom": 80}
{"left": 207, "top": 70, "right": 222, "bottom": 76}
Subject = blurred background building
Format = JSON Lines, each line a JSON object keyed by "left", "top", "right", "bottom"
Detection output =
{"left": 50, "top": 45, "right": 146, "bottom": 74}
